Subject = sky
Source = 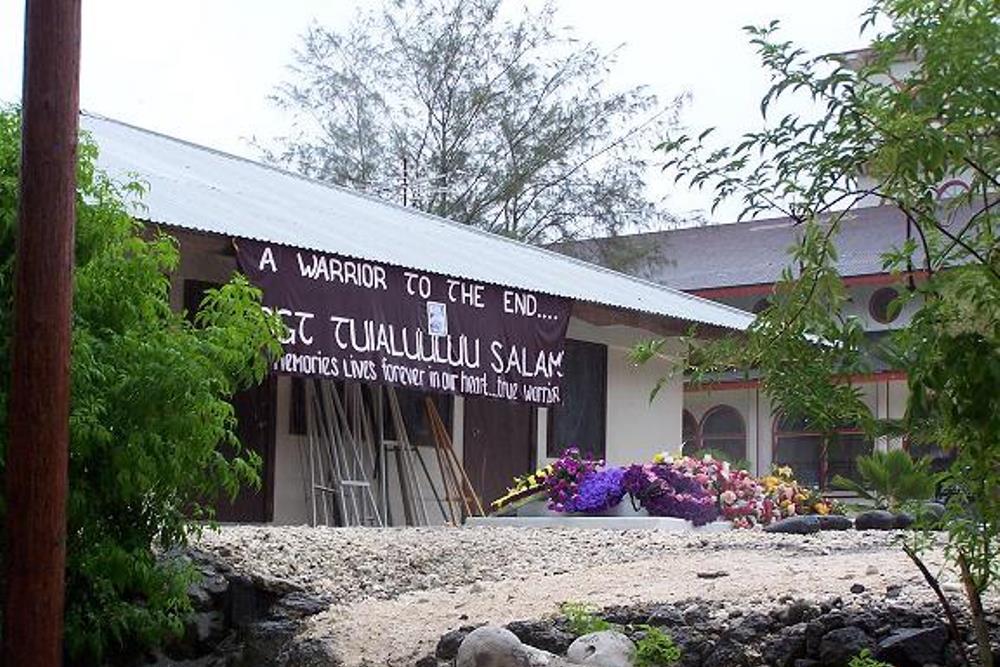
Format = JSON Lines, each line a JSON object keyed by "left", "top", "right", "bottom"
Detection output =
{"left": 0, "top": 1, "right": 871, "bottom": 224}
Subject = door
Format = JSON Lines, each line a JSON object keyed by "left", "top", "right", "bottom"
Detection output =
{"left": 215, "top": 375, "right": 277, "bottom": 522}
{"left": 463, "top": 396, "right": 535, "bottom": 508}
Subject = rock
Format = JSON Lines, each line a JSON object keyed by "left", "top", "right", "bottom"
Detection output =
{"left": 778, "top": 600, "right": 822, "bottom": 626}
{"left": 816, "top": 515, "right": 853, "bottom": 531}
{"left": 922, "top": 502, "right": 946, "bottom": 524}
{"left": 854, "top": 510, "right": 898, "bottom": 531}
{"left": 566, "top": 630, "right": 636, "bottom": 667}
{"left": 865, "top": 565, "right": 879, "bottom": 576}
{"left": 275, "top": 636, "right": 342, "bottom": 667}
{"left": 271, "top": 591, "right": 330, "bottom": 620}
{"left": 764, "top": 516, "right": 822, "bottom": 534}
{"left": 696, "top": 570, "right": 729, "bottom": 579}
{"left": 761, "top": 623, "right": 807, "bottom": 667}
{"left": 506, "top": 620, "right": 575, "bottom": 655}
{"left": 240, "top": 619, "right": 299, "bottom": 666}
{"left": 874, "top": 626, "right": 948, "bottom": 667}
{"left": 703, "top": 637, "right": 748, "bottom": 667}
{"left": 646, "top": 604, "right": 685, "bottom": 627}
{"left": 437, "top": 626, "right": 478, "bottom": 660}
{"left": 818, "top": 626, "right": 874, "bottom": 666}
{"left": 885, "top": 584, "right": 902, "bottom": 599}
{"left": 894, "top": 512, "right": 915, "bottom": 529}
{"left": 415, "top": 655, "right": 439, "bottom": 667}
{"left": 457, "top": 626, "right": 536, "bottom": 667}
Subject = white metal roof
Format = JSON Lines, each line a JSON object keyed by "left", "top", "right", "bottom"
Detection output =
{"left": 82, "top": 113, "right": 753, "bottom": 331}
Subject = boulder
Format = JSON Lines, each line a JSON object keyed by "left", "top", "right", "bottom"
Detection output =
{"left": 818, "top": 626, "right": 875, "bottom": 666}
{"left": 566, "top": 630, "right": 636, "bottom": 667}
{"left": 457, "top": 626, "right": 538, "bottom": 667}
{"left": 437, "top": 626, "right": 478, "bottom": 660}
{"left": 275, "top": 636, "right": 342, "bottom": 667}
{"left": 506, "top": 620, "right": 575, "bottom": 655}
{"left": 764, "top": 516, "right": 822, "bottom": 534}
{"left": 703, "top": 637, "right": 749, "bottom": 667}
{"left": 761, "top": 623, "right": 807, "bottom": 667}
{"left": 816, "top": 515, "right": 853, "bottom": 531}
{"left": 894, "top": 512, "right": 915, "bottom": 529}
{"left": 854, "top": 510, "right": 898, "bottom": 531}
{"left": 874, "top": 626, "right": 948, "bottom": 667}
{"left": 240, "top": 619, "right": 299, "bottom": 666}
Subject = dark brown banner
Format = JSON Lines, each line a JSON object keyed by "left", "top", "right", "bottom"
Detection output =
{"left": 235, "top": 239, "right": 571, "bottom": 405}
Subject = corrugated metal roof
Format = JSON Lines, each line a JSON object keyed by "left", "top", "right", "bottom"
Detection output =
{"left": 81, "top": 113, "right": 753, "bottom": 331}
{"left": 559, "top": 204, "right": 972, "bottom": 291}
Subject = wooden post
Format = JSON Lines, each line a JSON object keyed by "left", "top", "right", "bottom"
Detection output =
{"left": 4, "top": 0, "right": 82, "bottom": 665}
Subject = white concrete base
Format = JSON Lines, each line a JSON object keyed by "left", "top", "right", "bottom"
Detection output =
{"left": 465, "top": 515, "right": 731, "bottom": 532}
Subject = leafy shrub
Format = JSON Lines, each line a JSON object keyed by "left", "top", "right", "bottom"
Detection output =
{"left": 832, "top": 449, "right": 936, "bottom": 510}
{"left": 634, "top": 625, "right": 681, "bottom": 667}
{"left": 849, "top": 649, "right": 891, "bottom": 667}
{"left": 0, "top": 107, "right": 283, "bottom": 662}
{"left": 559, "top": 601, "right": 616, "bottom": 636}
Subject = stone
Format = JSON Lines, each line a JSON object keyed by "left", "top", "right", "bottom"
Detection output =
{"left": 275, "top": 636, "right": 343, "bottom": 667}
{"left": 764, "top": 515, "right": 822, "bottom": 534}
{"left": 437, "top": 626, "right": 478, "bottom": 660}
{"left": 816, "top": 515, "right": 853, "bottom": 531}
{"left": 818, "top": 626, "right": 875, "bottom": 666}
{"left": 778, "top": 599, "right": 822, "bottom": 626}
{"left": 854, "top": 510, "right": 898, "bottom": 531}
{"left": 566, "top": 630, "right": 636, "bottom": 667}
{"left": 894, "top": 512, "right": 915, "bottom": 529}
{"left": 874, "top": 626, "right": 948, "bottom": 667}
{"left": 885, "top": 584, "right": 902, "bottom": 599}
{"left": 761, "top": 623, "right": 807, "bottom": 667}
{"left": 240, "top": 619, "right": 298, "bottom": 666}
{"left": 703, "top": 637, "right": 748, "bottom": 667}
{"left": 696, "top": 570, "right": 729, "bottom": 579}
{"left": 457, "top": 626, "right": 535, "bottom": 667}
{"left": 922, "top": 502, "right": 947, "bottom": 524}
{"left": 646, "top": 604, "right": 685, "bottom": 627}
{"left": 415, "top": 655, "right": 439, "bottom": 667}
{"left": 865, "top": 565, "right": 879, "bottom": 576}
{"left": 850, "top": 583, "right": 866, "bottom": 594}
{"left": 271, "top": 591, "right": 330, "bottom": 620}
{"left": 506, "top": 620, "right": 575, "bottom": 655}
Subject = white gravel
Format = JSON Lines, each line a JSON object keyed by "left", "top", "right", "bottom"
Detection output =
{"left": 195, "top": 525, "right": 983, "bottom": 666}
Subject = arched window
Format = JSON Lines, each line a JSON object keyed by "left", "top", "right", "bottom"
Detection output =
{"left": 697, "top": 405, "right": 746, "bottom": 463}
{"left": 869, "top": 287, "right": 901, "bottom": 324}
{"left": 773, "top": 415, "right": 873, "bottom": 489}
{"left": 681, "top": 410, "right": 699, "bottom": 456}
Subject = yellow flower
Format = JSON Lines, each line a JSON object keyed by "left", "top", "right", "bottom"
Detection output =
{"left": 814, "top": 502, "right": 830, "bottom": 515}
{"left": 652, "top": 452, "right": 666, "bottom": 464}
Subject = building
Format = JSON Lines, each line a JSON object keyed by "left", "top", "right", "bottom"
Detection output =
{"left": 82, "top": 112, "right": 753, "bottom": 525}
{"left": 565, "top": 205, "right": 952, "bottom": 488}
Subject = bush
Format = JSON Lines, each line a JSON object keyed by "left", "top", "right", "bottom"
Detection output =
{"left": 559, "top": 601, "right": 616, "bottom": 636}
{"left": 849, "top": 649, "right": 891, "bottom": 667}
{"left": 633, "top": 625, "right": 681, "bottom": 667}
{"left": 0, "top": 107, "right": 283, "bottom": 662}
{"left": 833, "top": 449, "right": 936, "bottom": 510}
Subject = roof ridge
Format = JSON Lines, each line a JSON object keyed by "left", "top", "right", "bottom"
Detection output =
{"left": 81, "top": 110, "right": 751, "bottom": 323}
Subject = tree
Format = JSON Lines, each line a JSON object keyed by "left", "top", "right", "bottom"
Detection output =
{"left": 637, "top": 1, "right": 998, "bottom": 662}
{"left": 0, "top": 107, "right": 283, "bottom": 662}
{"left": 262, "top": 0, "right": 681, "bottom": 251}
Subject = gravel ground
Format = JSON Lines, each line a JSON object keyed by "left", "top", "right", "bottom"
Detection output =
{"left": 195, "top": 525, "right": 986, "bottom": 666}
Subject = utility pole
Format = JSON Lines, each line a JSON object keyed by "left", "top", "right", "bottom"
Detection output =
{"left": 4, "top": 0, "right": 82, "bottom": 665}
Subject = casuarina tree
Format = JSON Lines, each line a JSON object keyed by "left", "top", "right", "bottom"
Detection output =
{"left": 262, "top": 0, "right": 682, "bottom": 257}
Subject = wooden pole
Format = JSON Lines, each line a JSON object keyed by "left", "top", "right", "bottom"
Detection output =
{"left": 4, "top": 0, "right": 82, "bottom": 665}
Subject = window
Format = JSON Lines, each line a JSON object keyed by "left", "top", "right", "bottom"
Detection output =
{"left": 681, "top": 410, "right": 699, "bottom": 455}
{"left": 698, "top": 405, "right": 746, "bottom": 463}
{"left": 869, "top": 287, "right": 901, "bottom": 324}
{"left": 773, "top": 415, "right": 873, "bottom": 489}
{"left": 548, "top": 339, "right": 607, "bottom": 459}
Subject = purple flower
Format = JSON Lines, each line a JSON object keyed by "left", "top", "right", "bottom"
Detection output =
{"left": 622, "top": 463, "right": 719, "bottom": 526}
{"left": 566, "top": 467, "right": 625, "bottom": 513}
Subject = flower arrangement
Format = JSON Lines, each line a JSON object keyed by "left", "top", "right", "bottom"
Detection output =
{"left": 621, "top": 462, "right": 719, "bottom": 526}
{"left": 761, "top": 465, "right": 840, "bottom": 517}
{"left": 490, "top": 464, "right": 554, "bottom": 512}
{"left": 544, "top": 447, "right": 605, "bottom": 512}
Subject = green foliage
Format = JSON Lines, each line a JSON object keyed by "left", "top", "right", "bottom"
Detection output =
{"left": 633, "top": 625, "right": 681, "bottom": 667}
{"left": 832, "top": 449, "right": 937, "bottom": 510}
{"left": 643, "top": 1, "right": 999, "bottom": 663}
{"left": 849, "top": 649, "right": 891, "bottom": 667}
{"left": 559, "top": 601, "right": 617, "bottom": 636}
{"left": 0, "top": 107, "right": 284, "bottom": 662}
{"left": 559, "top": 603, "right": 682, "bottom": 666}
